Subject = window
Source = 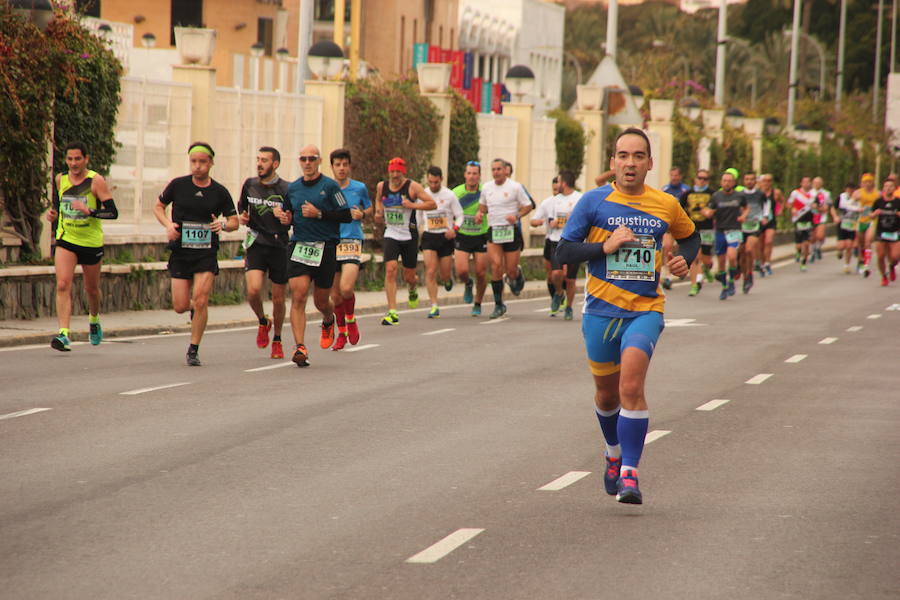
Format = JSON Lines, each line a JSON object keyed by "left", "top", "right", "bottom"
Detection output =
{"left": 171, "top": 0, "right": 202, "bottom": 45}
{"left": 315, "top": 0, "right": 351, "bottom": 21}
{"left": 76, "top": 0, "right": 100, "bottom": 17}
{"left": 258, "top": 17, "right": 273, "bottom": 56}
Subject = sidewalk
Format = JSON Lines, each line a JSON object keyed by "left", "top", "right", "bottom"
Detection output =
{"left": 0, "top": 242, "right": 806, "bottom": 347}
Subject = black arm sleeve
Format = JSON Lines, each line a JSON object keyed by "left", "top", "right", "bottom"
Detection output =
{"left": 91, "top": 198, "right": 118, "bottom": 219}
{"left": 321, "top": 208, "right": 353, "bottom": 223}
{"left": 555, "top": 238, "right": 606, "bottom": 264}
{"left": 674, "top": 230, "right": 701, "bottom": 265}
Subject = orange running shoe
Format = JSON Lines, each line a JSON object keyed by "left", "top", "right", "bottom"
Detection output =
{"left": 320, "top": 317, "right": 335, "bottom": 349}
{"left": 270, "top": 340, "right": 284, "bottom": 359}
{"left": 292, "top": 343, "right": 309, "bottom": 367}
{"left": 256, "top": 317, "right": 272, "bottom": 348}
{"left": 346, "top": 316, "right": 360, "bottom": 345}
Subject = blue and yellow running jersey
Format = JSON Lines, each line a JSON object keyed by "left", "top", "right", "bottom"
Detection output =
{"left": 561, "top": 183, "right": 695, "bottom": 318}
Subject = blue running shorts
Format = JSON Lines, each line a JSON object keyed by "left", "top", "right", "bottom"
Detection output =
{"left": 581, "top": 311, "right": 665, "bottom": 376}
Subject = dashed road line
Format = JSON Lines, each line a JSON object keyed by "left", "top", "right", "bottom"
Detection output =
{"left": 818, "top": 337, "right": 838, "bottom": 345}
{"left": 785, "top": 354, "right": 807, "bottom": 363}
{"left": 406, "top": 528, "right": 485, "bottom": 564}
{"left": 422, "top": 328, "right": 455, "bottom": 336}
{"left": 867, "top": 314, "right": 882, "bottom": 320}
{"left": 0, "top": 407, "right": 52, "bottom": 421}
{"left": 245, "top": 362, "right": 294, "bottom": 372}
{"left": 534, "top": 307, "right": 551, "bottom": 313}
{"left": 696, "top": 399, "right": 730, "bottom": 411}
{"left": 344, "top": 343, "right": 380, "bottom": 353}
{"left": 479, "top": 318, "right": 509, "bottom": 325}
{"left": 846, "top": 326, "right": 863, "bottom": 332}
{"left": 645, "top": 430, "right": 671, "bottom": 444}
{"left": 746, "top": 373, "right": 773, "bottom": 385}
{"left": 120, "top": 382, "right": 191, "bottom": 396}
{"left": 538, "top": 471, "right": 591, "bottom": 491}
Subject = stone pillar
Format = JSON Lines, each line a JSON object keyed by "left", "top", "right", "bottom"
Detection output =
{"left": 305, "top": 80, "right": 346, "bottom": 156}
{"left": 573, "top": 84, "right": 604, "bottom": 191}
{"left": 743, "top": 117, "right": 765, "bottom": 173}
{"left": 172, "top": 64, "right": 217, "bottom": 143}
{"left": 701, "top": 108, "right": 724, "bottom": 143}
{"left": 502, "top": 102, "right": 535, "bottom": 246}
{"left": 423, "top": 93, "right": 452, "bottom": 176}
{"left": 647, "top": 98, "right": 675, "bottom": 181}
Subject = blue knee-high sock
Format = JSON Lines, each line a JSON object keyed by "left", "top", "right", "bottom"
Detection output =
{"left": 595, "top": 407, "right": 621, "bottom": 458}
{"left": 618, "top": 409, "right": 649, "bottom": 470}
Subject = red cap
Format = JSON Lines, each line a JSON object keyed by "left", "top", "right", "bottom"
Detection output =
{"left": 388, "top": 157, "right": 407, "bottom": 174}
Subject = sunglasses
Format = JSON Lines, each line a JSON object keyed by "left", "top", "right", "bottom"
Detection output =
{"left": 299, "top": 155, "right": 319, "bottom": 163}
{"left": 466, "top": 161, "right": 481, "bottom": 166}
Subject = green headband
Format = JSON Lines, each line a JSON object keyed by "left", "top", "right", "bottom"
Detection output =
{"left": 189, "top": 145, "right": 213, "bottom": 157}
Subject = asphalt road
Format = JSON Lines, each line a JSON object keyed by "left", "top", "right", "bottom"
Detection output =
{"left": 1, "top": 257, "right": 898, "bottom": 599}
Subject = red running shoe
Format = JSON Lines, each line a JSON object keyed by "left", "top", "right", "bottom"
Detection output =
{"left": 881, "top": 276, "right": 890, "bottom": 287}
{"left": 346, "top": 316, "right": 360, "bottom": 345}
{"left": 270, "top": 340, "right": 284, "bottom": 359}
{"left": 332, "top": 331, "right": 348, "bottom": 351}
{"left": 256, "top": 317, "right": 272, "bottom": 348}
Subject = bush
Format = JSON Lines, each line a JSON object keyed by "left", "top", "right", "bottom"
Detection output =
{"left": 343, "top": 78, "right": 441, "bottom": 195}
{"left": 722, "top": 125, "right": 753, "bottom": 173}
{"left": 672, "top": 112, "right": 702, "bottom": 175}
{"left": 548, "top": 108, "right": 586, "bottom": 179}
{"left": 447, "top": 90, "right": 479, "bottom": 189}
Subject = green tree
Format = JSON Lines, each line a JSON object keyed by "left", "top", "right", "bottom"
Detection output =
{"left": 447, "top": 90, "right": 479, "bottom": 189}
{"left": 548, "top": 108, "right": 586, "bottom": 180}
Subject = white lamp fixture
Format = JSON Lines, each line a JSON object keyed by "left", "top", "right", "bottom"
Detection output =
{"left": 416, "top": 62, "right": 451, "bottom": 94}
{"left": 141, "top": 32, "right": 156, "bottom": 48}
{"left": 504, "top": 64, "right": 535, "bottom": 101}
{"left": 250, "top": 42, "right": 265, "bottom": 58}
{"left": 575, "top": 84, "right": 602, "bottom": 111}
{"left": 275, "top": 47, "right": 290, "bottom": 61}
{"left": 307, "top": 40, "right": 344, "bottom": 80}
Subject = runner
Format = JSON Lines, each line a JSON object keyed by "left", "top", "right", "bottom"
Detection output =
{"left": 531, "top": 170, "right": 582, "bottom": 319}
{"left": 278, "top": 144, "right": 351, "bottom": 367}
{"left": 661, "top": 167, "right": 691, "bottom": 290}
{"left": 154, "top": 142, "right": 238, "bottom": 366}
{"left": 418, "top": 165, "right": 463, "bottom": 318}
{"left": 476, "top": 158, "right": 533, "bottom": 319}
{"left": 853, "top": 173, "right": 879, "bottom": 277}
{"left": 46, "top": 141, "right": 118, "bottom": 351}
{"left": 788, "top": 176, "right": 817, "bottom": 272}
{"left": 703, "top": 171, "right": 746, "bottom": 300}
{"left": 683, "top": 169, "right": 715, "bottom": 297}
{"left": 374, "top": 157, "right": 436, "bottom": 325}
{"left": 328, "top": 148, "right": 371, "bottom": 350}
{"left": 452, "top": 161, "right": 489, "bottom": 316}
{"left": 237, "top": 146, "right": 290, "bottom": 359}
{"left": 872, "top": 178, "right": 900, "bottom": 286}
{"left": 757, "top": 173, "right": 782, "bottom": 276}
{"left": 739, "top": 172, "right": 766, "bottom": 294}
{"left": 556, "top": 127, "right": 699, "bottom": 504}
{"left": 835, "top": 182, "right": 860, "bottom": 274}
{"left": 810, "top": 176, "right": 833, "bottom": 262}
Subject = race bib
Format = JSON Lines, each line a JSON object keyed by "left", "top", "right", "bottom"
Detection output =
{"left": 181, "top": 221, "right": 212, "bottom": 249}
{"left": 336, "top": 238, "right": 362, "bottom": 261}
{"left": 60, "top": 195, "right": 89, "bottom": 221}
{"left": 725, "top": 230, "right": 743, "bottom": 244}
{"left": 840, "top": 217, "right": 857, "bottom": 232}
{"left": 606, "top": 235, "right": 656, "bottom": 282}
{"left": 880, "top": 230, "right": 899, "bottom": 242}
{"left": 491, "top": 224, "right": 515, "bottom": 244}
{"left": 291, "top": 241, "right": 325, "bottom": 266}
{"left": 460, "top": 214, "right": 482, "bottom": 235}
{"left": 243, "top": 229, "right": 258, "bottom": 250}
{"left": 555, "top": 212, "right": 569, "bottom": 229}
{"left": 699, "top": 230, "right": 715, "bottom": 245}
{"left": 385, "top": 207, "right": 405, "bottom": 227}
{"left": 795, "top": 221, "right": 813, "bottom": 231}
{"left": 741, "top": 221, "right": 761, "bottom": 233}
{"left": 425, "top": 211, "right": 448, "bottom": 232}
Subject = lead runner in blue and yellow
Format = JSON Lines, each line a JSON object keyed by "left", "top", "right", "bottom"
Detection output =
{"left": 556, "top": 127, "right": 700, "bottom": 505}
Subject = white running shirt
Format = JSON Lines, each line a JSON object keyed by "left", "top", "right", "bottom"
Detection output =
{"left": 479, "top": 178, "right": 532, "bottom": 228}
{"left": 417, "top": 186, "right": 464, "bottom": 233}
{"left": 534, "top": 191, "right": 583, "bottom": 242}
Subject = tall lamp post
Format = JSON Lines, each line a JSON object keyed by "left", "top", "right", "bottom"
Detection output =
{"left": 306, "top": 40, "right": 346, "bottom": 157}
{"left": 787, "top": 0, "right": 802, "bottom": 129}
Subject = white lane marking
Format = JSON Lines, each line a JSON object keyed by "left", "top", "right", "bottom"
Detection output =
{"left": 867, "top": 314, "right": 882, "bottom": 320}
{"left": 746, "top": 373, "right": 773, "bottom": 385}
{"left": 785, "top": 354, "right": 808, "bottom": 363}
{"left": 846, "top": 325, "right": 863, "bottom": 332}
{"left": 644, "top": 430, "right": 671, "bottom": 444}
{"left": 819, "top": 337, "right": 838, "bottom": 345}
{"left": 538, "top": 471, "right": 591, "bottom": 491}
{"left": 344, "top": 343, "right": 379, "bottom": 353}
{"left": 422, "top": 328, "right": 455, "bottom": 336}
{"left": 479, "top": 318, "right": 509, "bottom": 325}
{"left": 245, "top": 362, "right": 294, "bottom": 372}
{"left": 696, "top": 399, "right": 730, "bottom": 411}
{"left": 120, "top": 382, "right": 191, "bottom": 396}
{"left": 664, "top": 318, "right": 706, "bottom": 327}
{"left": 886, "top": 303, "right": 900, "bottom": 311}
{"left": 534, "top": 307, "right": 551, "bottom": 313}
{"left": 0, "top": 407, "right": 52, "bottom": 421}
{"left": 406, "top": 528, "right": 485, "bottom": 564}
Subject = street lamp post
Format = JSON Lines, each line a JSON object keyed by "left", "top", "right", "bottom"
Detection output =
{"left": 837, "top": 0, "right": 847, "bottom": 111}
{"left": 787, "top": 0, "right": 802, "bottom": 129}
{"left": 876, "top": 0, "right": 885, "bottom": 122}
{"left": 715, "top": 0, "right": 727, "bottom": 106}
